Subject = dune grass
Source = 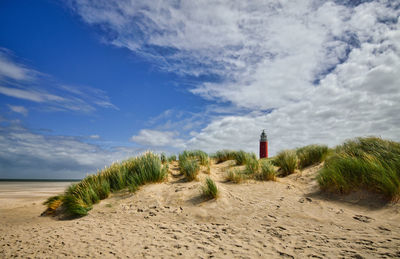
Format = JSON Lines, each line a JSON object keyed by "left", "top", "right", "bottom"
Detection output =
{"left": 212, "top": 150, "right": 237, "bottom": 163}
{"left": 225, "top": 168, "right": 247, "bottom": 183}
{"left": 317, "top": 137, "right": 400, "bottom": 200}
{"left": 179, "top": 158, "right": 200, "bottom": 181}
{"left": 168, "top": 154, "right": 177, "bottom": 162}
{"left": 256, "top": 159, "right": 276, "bottom": 181}
{"left": 160, "top": 153, "right": 167, "bottom": 164}
{"left": 44, "top": 152, "right": 167, "bottom": 217}
{"left": 245, "top": 157, "right": 259, "bottom": 175}
{"left": 201, "top": 177, "right": 219, "bottom": 199}
{"left": 274, "top": 150, "right": 298, "bottom": 176}
{"left": 296, "top": 144, "right": 329, "bottom": 169}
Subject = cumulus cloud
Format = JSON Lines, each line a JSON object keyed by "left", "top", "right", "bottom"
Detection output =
{"left": 0, "top": 48, "right": 117, "bottom": 113}
{"left": 7, "top": 105, "right": 28, "bottom": 116}
{"left": 69, "top": 0, "right": 400, "bottom": 154}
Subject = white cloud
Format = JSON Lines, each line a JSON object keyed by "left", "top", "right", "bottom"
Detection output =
{"left": 69, "top": 0, "right": 400, "bottom": 154}
{"left": 89, "top": 134, "right": 100, "bottom": 139}
{"left": 0, "top": 48, "right": 36, "bottom": 81}
{"left": 131, "top": 129, "right": 186, "bottom": 149}
{"left": 0, "top": 124, "right": 142, "bottom": 179}
{"left": 0, "top": 48, "right": 117, "bottom": 113}
{"left": 7, "top": 105, "right": 28, "bottom": 116}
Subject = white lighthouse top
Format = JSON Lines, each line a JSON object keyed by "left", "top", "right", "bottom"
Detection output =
{"left": 260, "top": 130, "right": 267, "bottom": 142}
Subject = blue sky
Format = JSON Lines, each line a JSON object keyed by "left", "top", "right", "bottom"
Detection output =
{"left": 0, "top": 0, "right": 399, "bottom": 179}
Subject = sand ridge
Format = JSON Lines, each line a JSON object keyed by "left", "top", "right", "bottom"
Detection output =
{"left": 1, "top": 161, "right": 400, "bottom": 258}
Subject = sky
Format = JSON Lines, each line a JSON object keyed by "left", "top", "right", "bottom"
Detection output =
{"left": 0, "top": 0, "right": 399, "bottom": 179}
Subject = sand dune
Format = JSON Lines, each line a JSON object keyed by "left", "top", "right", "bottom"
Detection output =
{"left": 1, "top": 161, "right": 400, "bottom": 258}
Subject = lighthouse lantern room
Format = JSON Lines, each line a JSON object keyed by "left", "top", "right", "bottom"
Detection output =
{"left": 259, "top": 130, "right": 268, "bottom": 159}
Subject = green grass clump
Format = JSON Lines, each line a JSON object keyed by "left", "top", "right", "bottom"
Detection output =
{"left": 160, "top": 153, "right": 167, "bottom": 164}
{"left": 179, "top": 158, "right": 200, "bottom": 181}
{"left": 245, "top": 157, "right": 259, "bottom": 175}
{"left": 296, "top": 144, "right": 329, "bottom": 169}
{"left": 274, "top": 150, "right": 298, "bottom": 176}
{"left": 256, "top": 159, "right": 276, "bottom": 181}
{"left": 225, "top": 168, "right": 247, "bottom": 183}
{"left": 168, "top": 155, "right": 177, "bottom": 162}
{"left": 201, "top": 177, "right": 219, "bottom": 199}
{"left": 317, "top": 137, "right": 400, "bottom": 200}
{"left": 212, "top": 150, "right": 237, "bottom": 163}
{"left": 44, "top": 152, "right": 167, "bottom": 217}
{"left": 179, "top": 150, "right": 209, "bottom": 166}
{"left": 234, "top": 150, "right": 257, "bottom": 165}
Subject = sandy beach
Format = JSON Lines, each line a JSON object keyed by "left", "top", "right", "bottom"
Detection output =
{"left": 1, "top": 162, "right": 400, "bottom": 258}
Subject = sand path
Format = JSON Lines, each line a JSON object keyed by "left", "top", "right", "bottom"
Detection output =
{"left": 1, "top": 161, "right": 400, "bottom": 258}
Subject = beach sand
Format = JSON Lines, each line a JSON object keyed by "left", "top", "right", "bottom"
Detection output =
{"left": 1, "top": 162, "right": 400, "bottom": 258}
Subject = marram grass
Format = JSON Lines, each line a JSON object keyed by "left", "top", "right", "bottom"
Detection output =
{"left": 256, "top": 159, "right": 276, "bottom": 181}
{"left": 274, "top": 150, "right": 298, "bottom": 176}
{"left": 202, "top": 177, "right": 219, "bottom": 199}
{"left": 225, "top": 168, "right": 247, "bottom": 183}
{"left": 179, "top": 158, "right": 200, "bottom": 181}
{"left": 317, "top": 137, "right": 400, "bottom": 201}
{"left": 44, "top": 152, "right": 167, "bottom": 217}
{"left": 296, "top": 144, "right": 328, "bottom": 169}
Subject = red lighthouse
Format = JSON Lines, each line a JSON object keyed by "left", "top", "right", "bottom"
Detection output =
{"left": 259, "top": 130, "right": 268, "bottom": 159}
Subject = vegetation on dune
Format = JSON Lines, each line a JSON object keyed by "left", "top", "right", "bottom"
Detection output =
{"left": 225, "top": 168, "right": 247, "bottom": 183}
{"left": 317, "top": 137, "right": 400, "bottom": 200}
{"left": 160, "top": 153, "right": 167, "bottom": 164}
{"left": 212, "top": 150, "right": 237, "bottom": 163}
{"left": 168, "top": 154, "right": 177, "bottom": 162}
{"left": 201, "top": 177, "right": 219, "bottom": 199}
{"left": 245, "top": 157, "right": 259, "bottom": 175}
{"left": 274, "top": 150, "right": 298, "bottom": 176}
{"left": 179, "top": 150, "right": 209, "bottom": 166}
{"left": 296, "top": 144, "right": 329, "bottom": 169}
{"left": 179, "top": 158, "right": 200, "bottom": 181}
{"left": 256, "top": 159, "right": 276, "bottom": 181}
{"left": 44, "top": 152, "right": 167, "bottom": 217}
{"left": 212, "top": 150, "right": 256, "bottom": 165}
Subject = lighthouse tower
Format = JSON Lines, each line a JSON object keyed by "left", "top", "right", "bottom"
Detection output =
{"left": 259, "top": 130, "right": 268, "bottom": 159}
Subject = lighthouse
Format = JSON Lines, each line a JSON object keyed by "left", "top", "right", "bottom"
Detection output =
{"left": 259, "top": 130, "right": 268, "bottom": 159}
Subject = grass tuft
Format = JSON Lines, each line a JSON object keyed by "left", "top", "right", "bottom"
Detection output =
{"left": 317, "top": 137, "right": 400, "bottom": 200}
{"left": 225, "top": 168, "right": 247, "bottom": 183}
{"left": 274, "top": 150, "right": 298, "bottom": 176}
{"left": 179, "top": 158, "right": 200, "bottom": 181}
{"left": 256, "top": 159, "right": 276, "bottom": 181}
{"left": 296, "top": 144, "right": 328, "bottom": 169}
{"left": 202, "top": 177, "right": 219, "bottom": 199}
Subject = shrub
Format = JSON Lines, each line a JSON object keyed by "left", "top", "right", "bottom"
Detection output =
{"left": 180, "top": 159, "right": 200, "bottom": 181}
{"left": 275, "top": 150, "right": 298, "bottom": 176}
{"left": 256, "top": 159, "right": 276, "bottom": 181}
{"left": 202, "top": 177, "right": 219, "bottom": 199}
{"left": 317, "top": 137, "right": 400, "bottom": 200}
{"left": 225, "top": 168, "right": 247, "bottom": 183}
{"left": 296, "top": 144, "right": 329, "bottom": 169}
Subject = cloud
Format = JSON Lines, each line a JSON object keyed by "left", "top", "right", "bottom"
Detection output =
{"left": 0, "top": 123, "right": 141, "bottom": 179}
{"left": 69, "top": 0, "right": 400, "bottom": 154}
{"left": 89, "top": 134, "right": 100, "bottom": 139}
{"left": 131, "top": 129, "right": 186, "bottom": 149}
{"left": 0, "top": 48, "right": 117, "bottom": 113}
{"left": 7, "top": 105, "right": 28, "bottom": 116}
{"left": 0, "top": 48, "right": 37, "bottom": 81}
